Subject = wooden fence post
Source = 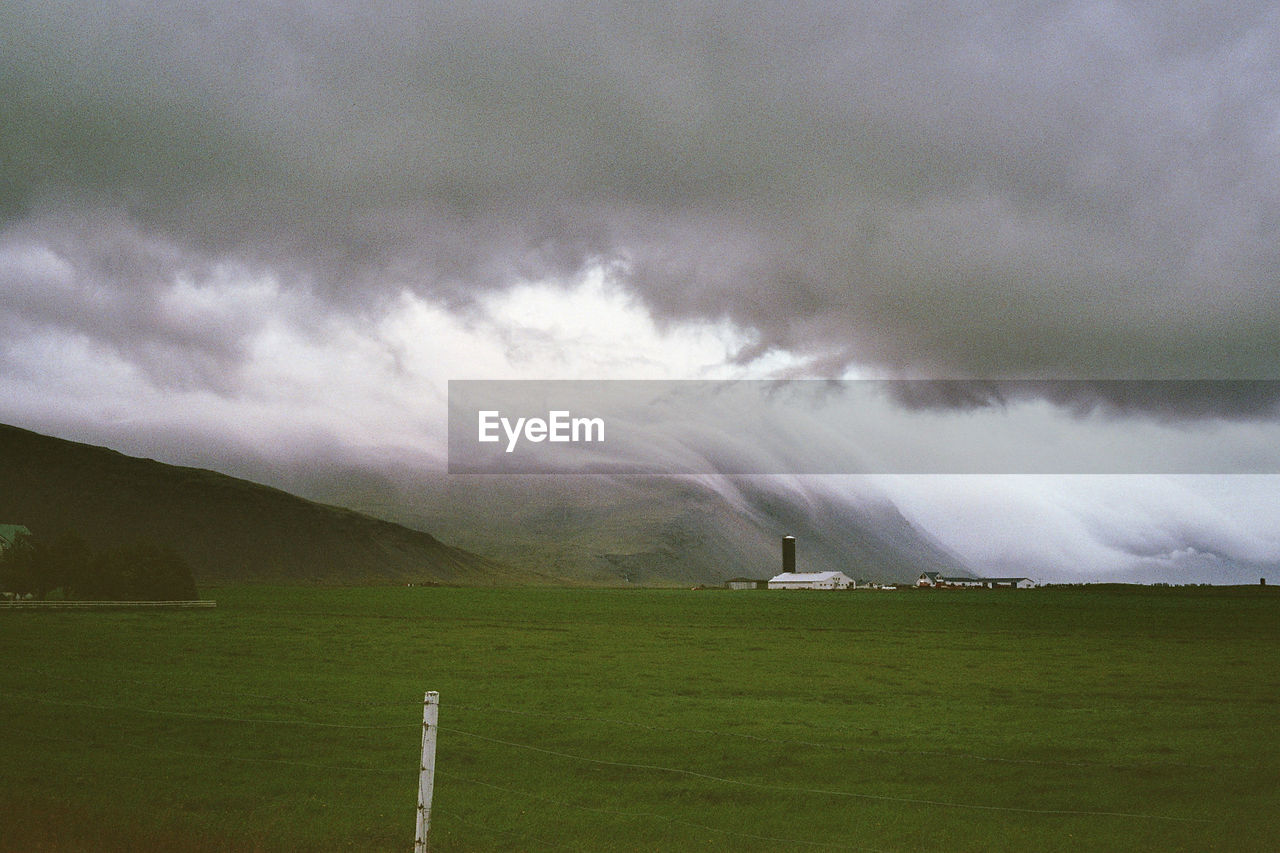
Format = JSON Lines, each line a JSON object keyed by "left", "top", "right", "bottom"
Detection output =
{"left": 415, "top": 691, "right": 439, "bottom": 853}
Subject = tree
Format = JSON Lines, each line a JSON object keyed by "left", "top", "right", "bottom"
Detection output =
{"left": 92, "top": 541, "right": 198, "bottom": 600}
{"left": 128, "top": 541, "right": 199, "bottom": 600}
{"left": 42, "top": 534, "right": 94, "bottom": 597}
{"left": 1, "top": 532, "right": 198, "bottom": 601}
{"left": 0, "top": 530, "right": 39, "bottom": 596}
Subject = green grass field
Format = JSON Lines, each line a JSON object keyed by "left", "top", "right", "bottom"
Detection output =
{"left": 2, "top": 585, "right": 1277, "bottom": 851}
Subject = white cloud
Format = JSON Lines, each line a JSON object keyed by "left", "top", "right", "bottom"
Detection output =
{"left": 878, "top": 474, "right": 1280, "bottom": 581}
{"left": 2, "top": 258, "right": 795, "bottom": 466}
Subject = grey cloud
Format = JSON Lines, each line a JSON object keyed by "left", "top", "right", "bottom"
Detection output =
{"left": 0, "top": 212, "right": 266, "bottom": 390}
{"left": 881, "top": 379, "right": 1280, "bottom": 421}
{"left": 4, "top": 1, "right": 1280, "bottom": 390}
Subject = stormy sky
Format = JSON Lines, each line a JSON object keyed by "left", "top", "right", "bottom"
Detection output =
{"left": 3, "top": 1, "right": 1280, "bottom": 582}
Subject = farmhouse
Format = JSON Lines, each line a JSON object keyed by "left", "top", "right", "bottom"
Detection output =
{"left": 768, "top": 571, "right": 854, "bottom": 590}
{"left": 916, "top": 572, "right": 1036, "bottom": 589}
{"left": 916, "top": 572, "right": 981, "bottom": 588}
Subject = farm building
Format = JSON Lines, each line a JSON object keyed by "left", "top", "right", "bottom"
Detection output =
{"left": 725, "top": 577, "right": 766, "bottom": 590}
{"left": 916, "top": 572, "right": 982, "bottom": 588}
{"left": 987, "top": 577, "right": 1037, "bottom": 589}
{"left": 916, "top": 572, "right": 1036, "bottom": 589}
{"left": 768, "top": 571, "right": 854, "bottom": 590}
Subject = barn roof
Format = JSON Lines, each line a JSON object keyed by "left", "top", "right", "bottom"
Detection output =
{"left": 769, "top": 572, "right": 850, "bottom": 583}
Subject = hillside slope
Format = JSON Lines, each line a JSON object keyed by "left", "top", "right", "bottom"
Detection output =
{"left": 0, "top": 424, "right": 534, "bottom": 586}
{"left": 360, "top": 474, "right": 973, "bottom": 586}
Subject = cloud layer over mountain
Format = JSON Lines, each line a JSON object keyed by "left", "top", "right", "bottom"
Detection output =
{"left": 4, "top": 1, "right": 1280, "bottom": 582}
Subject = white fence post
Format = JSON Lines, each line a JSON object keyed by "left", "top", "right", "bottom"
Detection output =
{"left": 415, "top": 691, "right": 439, "bottom": 853}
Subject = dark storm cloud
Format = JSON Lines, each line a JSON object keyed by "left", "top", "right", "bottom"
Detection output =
{"left": 4, "top": 1, "right": 1280, "bottom": 392}
{"left": 884, "top": 379, "right": 1280, "bottom": 421}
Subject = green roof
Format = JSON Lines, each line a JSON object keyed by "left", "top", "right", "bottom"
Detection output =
{"left": 0, "top": 524, "right": 32, "bottom": 548}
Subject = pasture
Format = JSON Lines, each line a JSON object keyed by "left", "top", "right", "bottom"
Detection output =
{"left": 1, "top": 585, "right": 1277, "bottom": 851}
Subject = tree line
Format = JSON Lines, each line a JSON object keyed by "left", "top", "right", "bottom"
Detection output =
{"left": 0, "top": 531, "right": 198, "bottom": 601}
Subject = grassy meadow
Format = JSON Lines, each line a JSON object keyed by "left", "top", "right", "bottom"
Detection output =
{"left": 1, "top": 585, "right": 1277, "bottom": 851}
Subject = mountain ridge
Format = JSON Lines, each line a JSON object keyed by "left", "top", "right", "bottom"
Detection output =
{"left": 0, "top": 423, "right": 540, "bottom": 586}
{"left": 338, "top": 472, "right": 974, "bottom": 586}
{"left": 1, "top": 423, "right": 975, "bottom": 587}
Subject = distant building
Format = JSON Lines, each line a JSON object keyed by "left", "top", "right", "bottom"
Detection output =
{"left": 781, "top": 535, "right": 796, "bottom": 574}
{"left": 916, "top": 572, "right": 982, "bottom": 588}
{"left": 768, "top": 571, "right": 854, "bottom": 590}
{"left": 725, "top": 577, "right": 766, "bottom": 590}
{"left": 767, "top": 534, "right": 854, "bottom": 588}
{"left": 986, "top": 577, "right": 1037, "bottom": 589}
{"left": 943, "top": 575, "right": 987, "bottom": 588}
{"left": 916, "top": 572, "right": 1035, "bottom": 589}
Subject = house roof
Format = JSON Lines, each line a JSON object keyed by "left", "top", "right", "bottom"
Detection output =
{"left": 0, "top": 524, "right": 32, "bottom": 548}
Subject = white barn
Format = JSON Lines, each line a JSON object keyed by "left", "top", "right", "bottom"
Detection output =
{"left": 768, "top": 571, "right": 854, "bottom": 590}
{"left": 988, "top": 577, "right": 1037, "bottom": 589}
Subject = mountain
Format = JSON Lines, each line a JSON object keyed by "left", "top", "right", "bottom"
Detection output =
{"left": 308, "top": 472, "right": 974, "bottom": 586}
{"left": 0, "top": 423, "right": 973, "bottom": 588}
{"left": 0, "top": 424, "right": 539, "bottom": 586}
